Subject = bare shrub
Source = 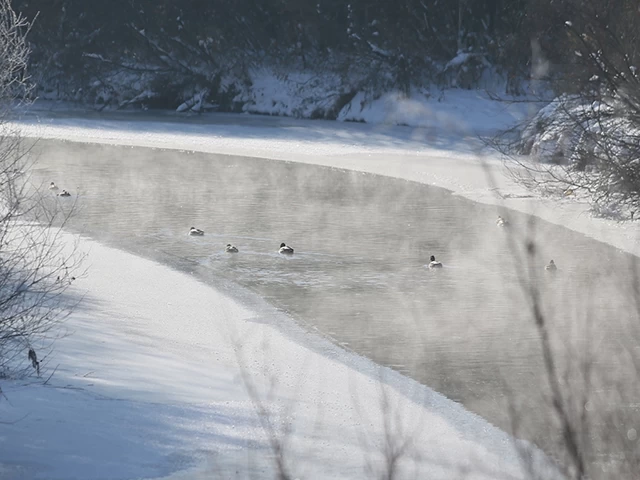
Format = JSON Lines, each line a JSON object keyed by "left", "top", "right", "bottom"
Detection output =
{"left": 493, "top": 0, "right": 640, "bottom": 219}
{"left": 0, "top": 0, "right": 81, "bottom": 376}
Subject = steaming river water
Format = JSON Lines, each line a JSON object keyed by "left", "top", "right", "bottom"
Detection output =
{"left": 28, "top": 139, "right": 638, "bottom": 462}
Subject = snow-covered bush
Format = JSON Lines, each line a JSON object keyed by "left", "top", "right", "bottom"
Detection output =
{"left": 518, "top": 96, "right": 581, "bottom": 164}
{"left": 515, "top": 91, "right": 640, "bottom": 217}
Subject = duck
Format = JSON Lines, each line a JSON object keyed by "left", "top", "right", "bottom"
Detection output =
{"left": 48, "top": 182, "right": 59, "bottom": 191}
{"left": 57, "top": 190, "right": 71, "bottom": 197}
{"left": 545, "top": 259, "right": 557, "bottom": 271}
{"left": 279, "top": 242, "right": 294, "bottom": 255}
{"left": 496, "top": 215, "right": 509, "bottom": 227}
{"left": 225, "top": 244, "right": 239, "bottom": 253}
{"left": 189, "top": 227, "right": 204, "bottom": 236}
{"left": 428, "top": 255, "right": 443, "bottom": 268}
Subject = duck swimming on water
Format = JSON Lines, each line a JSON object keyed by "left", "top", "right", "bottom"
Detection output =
{"left": 496, "top": 216, "right": 509, "bottom": 227}
{"left": 225, "top": 244, "right": 239, "bottom": 253}
{"left": 545, "top": 259, "right": 557, "bottom": 271}
{"left": 189, "top": 227, "right": 204, "bottom": 236}
{"left": 49, "top": 182, "right": 59, "bottom": 191}
{"left": 428, "top": 255, "right": 443, "bottom": 268}
{"left": 57, "top": 190, "right": 71, "bottom": 197}
{"left": 279, "top": 243, "right": 294, "bottom": 255}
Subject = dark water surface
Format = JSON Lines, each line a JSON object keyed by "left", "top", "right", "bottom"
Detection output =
{"left": 27, "top": 139, "right": 639, "bottom": 464}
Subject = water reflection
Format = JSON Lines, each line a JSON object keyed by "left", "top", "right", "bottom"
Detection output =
{"left": 27, "top": 139, "right": 638, "bottom": 463}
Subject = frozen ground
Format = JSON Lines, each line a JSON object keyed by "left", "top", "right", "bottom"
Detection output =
{"left": 0, "top": 92, "right": 631, "bottom": 479}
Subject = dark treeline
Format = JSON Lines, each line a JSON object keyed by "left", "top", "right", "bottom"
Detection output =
{"left": 10, "top": 0, "right": 632, "bottom": 113}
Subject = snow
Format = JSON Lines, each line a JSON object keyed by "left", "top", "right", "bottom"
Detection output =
{"left": 176, "top": 89, "right": 213, "bottom": 113}
{"left": 236, "top": 71, "right": 531, "bottom": 131}
{"left": 0, "top": 235, "right": 551, "bottom": 479}
{"left": 36, "top": 54, "right": 533, "bottom": 127}
{"left": 237, "top": 69, "right": 346, "bottom": 119}
{"left": 337, "top": 89, "right": 529, "bottom": 132}
{"left": 444, "top": 52, "right": 473, "bottom": 70}
{"left": 3, "top": 91, "right": 634, "bottom": 478}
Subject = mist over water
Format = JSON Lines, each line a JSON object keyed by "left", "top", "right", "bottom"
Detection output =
{"left": 27, "top": 139, "right": 638, "bottom": 462}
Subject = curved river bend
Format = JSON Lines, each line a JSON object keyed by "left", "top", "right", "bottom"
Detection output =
{"left": 29, "top": 139, "right": 638, "bottom": 463}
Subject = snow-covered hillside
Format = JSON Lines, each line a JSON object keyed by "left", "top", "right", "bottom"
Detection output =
{"left": 35, "top": 63, "right": 536, "bottom": 131}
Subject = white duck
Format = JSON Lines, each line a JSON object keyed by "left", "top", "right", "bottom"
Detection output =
{"left": 279, "top": 242, "right": 294, "bottom": 255}
{"left": 225, "top": 244, "right": 239, "bottom": 253}
{"left": 428, "top": 255, "right": 443, "bottom": 269}
{"left": 189, "top": 227, "right": 204, "bottom": 236}
{"left": 48, "top": 182, "right": 59, "bottom": 192}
